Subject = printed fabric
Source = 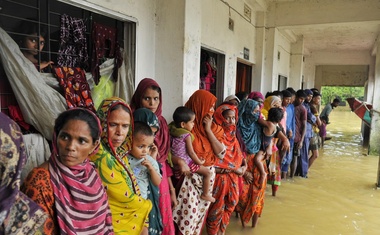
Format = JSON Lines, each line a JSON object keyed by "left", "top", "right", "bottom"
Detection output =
{"left": 0, "top": 112, "right": 47, "bottom": 235}
{"left": 58, "top": 14, "right": 88, "bottom": 68}
{"left": 90, "top": 97, "right": 152, "bottom": 235}
{"left": 53, "top": 67, "right": 95, "bottom": 112}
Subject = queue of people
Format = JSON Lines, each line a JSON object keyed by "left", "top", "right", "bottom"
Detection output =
{"left": 2, "top": 81, "right": 336, "bottom": 235}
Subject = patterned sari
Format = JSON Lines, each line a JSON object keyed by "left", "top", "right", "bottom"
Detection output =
{"left": 206, "top": 104, "right": 243, "bottom": 235}
{"left": 90, "top": 97, "right": 152, "bottom": 235}
{"left": 1, "top": 113, "right": 47, "bottom": 235}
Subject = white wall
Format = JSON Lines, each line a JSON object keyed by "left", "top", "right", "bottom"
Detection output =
{"left": 276, "top": 32, "right": 291, "bottom": 90}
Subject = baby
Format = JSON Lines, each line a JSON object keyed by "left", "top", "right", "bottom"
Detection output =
{"left": 170, "top": 106, "right": 215, "bottom": 202}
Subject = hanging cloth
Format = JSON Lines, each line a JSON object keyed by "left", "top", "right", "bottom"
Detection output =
{"left": 91, "top": 22, "right": 122, "bottom": 85}
{"left": 58, "top": 14, "right": 88, "bottom": 68}
{"left": 53, "top": 67, "right": 96, "bottom": 112}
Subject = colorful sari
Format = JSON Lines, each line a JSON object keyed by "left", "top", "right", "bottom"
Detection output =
{"left": 131, "top": 78, "right": 174, "bottom": 235}
{"left": 207, "top": 104, "right": 243, "bottom": 235}
{"left": 23, "top": 108, "right": 114, "bottom": 235}
{"left": 173, "top": 90, "right": 223, "bottom": 235}
{"left": 236, "top": 99, "right": 266, "bottom": 224}
{"left": 90, "top": 97, "right": 152, "bottom": 235}
{"left": 1, "top": 113, "right": 47, "bottom": 235}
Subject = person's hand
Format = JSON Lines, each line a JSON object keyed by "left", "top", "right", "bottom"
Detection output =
{"left": 149, "top": 144, "right": 158, "bottom": 159}
{"left": 243, "top": 171, "right": 254, "bottom": 184}
{"left": 40, "top": 61, "right": 54, "bottom": 70}
{"left": 281, "top": 139, "right": 290, "bottom": 153}
{"left": 178, "top": 160, "right": 191, "bottom": 177}
{"left": 170, "top": 188, "right": 178, "bottom": 208}
{"left": 288, "top": 130, "right": 293, "bottom": 138}
{"left": 203, "top": 114, "right": 213, "bottom": 131}
{"left": 141, "top": 158, "right": 153, "bottom": 171}
{"left": 199, "top": 158, "right": 206, "bottom": 165}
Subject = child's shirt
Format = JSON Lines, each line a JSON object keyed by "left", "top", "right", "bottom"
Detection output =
{"left": 127, "top": 154, "right": 161, "bottom": 199}
{"left": 171, "top": 132, "right": 193, "bottom": 165}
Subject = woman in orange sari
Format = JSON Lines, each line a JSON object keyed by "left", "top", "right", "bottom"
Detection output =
{"left": 235, "top": 98, "right": 265, "bottom": 228}
{"left": 206, "top": 103, "right": 246, "bottom": 235}
{"left": 172, "top": 90, "right": 225, "bottom": 235}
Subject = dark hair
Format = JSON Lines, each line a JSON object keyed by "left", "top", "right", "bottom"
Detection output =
{"left": 281, "top": 89, "right": 292, "bottom": 98}
{"left": 286, "top": 87, "right": 296, "bottom": 95}
{"left": 268, "top": 107, "right": 284, "bottom": 123}
{"left": 173, "top": 106, "right": 195, "bottom": 128}
{"left": 14, "top": 20, "right": 47, "bottom": 46}
{"left": 313, "top": 92, "right": 322, "bottom": 98}
{"left": 265, "top": 92, "right": 274, "bottom": 98}
{"left": 133, "top": 121, "right": 154, "bottom": 137}
{"left": 54, "top": 109, "right": 100, "bottom": 143}
{"left": 235, "top": 91, "right": 249, "bottom": 101}
{"left": 272, "top": 90, "right": 283, "bottom": 99}
{"left": 296, "top": 89, "right": 307, "bottom": 98}
{"left": 147, "top": 85, "right": 161, "bottom": 95}
{"left": 110, "top": 104, "right": 131, "bottom": 115}
{"left": 333, "top": 98, "right": 341, "bottom": 103}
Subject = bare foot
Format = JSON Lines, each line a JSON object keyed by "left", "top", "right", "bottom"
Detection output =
{"left": 201, "top": 194, "right": 216, "bottom": 202}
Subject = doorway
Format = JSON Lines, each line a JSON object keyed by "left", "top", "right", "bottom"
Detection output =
{"left": 236, "top": 61, "right": 252, "bottom": 93}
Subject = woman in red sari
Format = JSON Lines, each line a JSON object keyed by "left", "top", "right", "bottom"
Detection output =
{"left": 130, "top": 78, "right": 175, "bottom": 235}
{"left": 172, "top": 90, "right": 225, "bottom": 235}
{"left": 206, "top": 103, "right": 246, "bottom": 235}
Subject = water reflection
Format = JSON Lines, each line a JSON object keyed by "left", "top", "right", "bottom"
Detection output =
{"left": 202, "top": 109, "right": 380, "bottom": 235}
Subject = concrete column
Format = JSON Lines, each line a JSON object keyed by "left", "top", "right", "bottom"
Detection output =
{"left": 155, "top": 0, "right": 201, "bottom": 120}
{"left": 369, "top": 43, "right": 380, "bottom": 155}
{"left": 289, "top": 36, "right": 304, "bottom": 89}
{"left": 262, "top": 27, "right": 276, "bottom": 93}
{"left": 253, "top": 12, "right": 266, "bottom": 92}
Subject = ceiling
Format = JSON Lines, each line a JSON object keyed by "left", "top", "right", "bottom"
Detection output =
{"left": 252, "top": 0, "right": 380, "bottom": 55}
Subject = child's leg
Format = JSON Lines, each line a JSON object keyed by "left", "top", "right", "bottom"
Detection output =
{"left": 196, "top": 166, "right": 216, "bottom": 202}
{"left": 265, "top": 140, "right": 273, "bottom": 156}
{"left": 254, "top": 151, "right": 266, "bottom": 188}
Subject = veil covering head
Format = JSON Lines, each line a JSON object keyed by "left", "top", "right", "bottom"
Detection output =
{"left": 184, "top": 90, "right": 224, "bottom": 166}
{"left": 130, "top": 78, "right": 169, "bottom": 163}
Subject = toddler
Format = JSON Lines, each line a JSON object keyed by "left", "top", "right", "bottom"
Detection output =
{"left": 170, "top": 106, "right": 215, "bottom": 202}
{"left": 256, "top": 107, "right": 284, "bottom": 187}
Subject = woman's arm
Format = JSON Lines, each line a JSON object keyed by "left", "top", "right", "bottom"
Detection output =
{"left": 203, "top": 114, "right": 225, "bottom": 156}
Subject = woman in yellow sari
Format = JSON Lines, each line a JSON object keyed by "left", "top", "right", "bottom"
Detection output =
{"left": 90, "top": 97, "right": 152, "bottom": 235}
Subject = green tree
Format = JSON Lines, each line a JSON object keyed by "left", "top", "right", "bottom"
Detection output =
{"left": 320, "top": 86, "right": 364, "bottom": 105}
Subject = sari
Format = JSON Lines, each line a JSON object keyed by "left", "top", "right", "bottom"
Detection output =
{"left": 235, "top": 99, "right": 266, "bottom": 224}
{"left": 1, "top": 113, "right": 47, "bottom": 235}
{"left": 23, "top": 108, "right": 114, "bottom": 235}
{"left": 173, "top": 90, "right": 222, "bottom": 235}
{"left": 206, "top": 104, "right": 243, "bottom": 235}
{"left": 90, "top": 97, "right": 152, "bottom": 235}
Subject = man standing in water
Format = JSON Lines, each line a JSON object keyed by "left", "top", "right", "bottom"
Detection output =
{"left": 319, "top": 98, "right": 341, "bottom": 147}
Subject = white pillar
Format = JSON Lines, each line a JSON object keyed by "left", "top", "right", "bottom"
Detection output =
{"left": 369, "top": 42, "right": 380, "bottom": 155}
{"left": 253, "top": 12, "right": 266, "bottom": 92}
{"left": 289, "top": 36, "right": 304, "bottom": 89}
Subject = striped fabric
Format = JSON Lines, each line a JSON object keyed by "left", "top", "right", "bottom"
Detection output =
{"left": 49, "top": 151, "right": 113, "bottom": 235}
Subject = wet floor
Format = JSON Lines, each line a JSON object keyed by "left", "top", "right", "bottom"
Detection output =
{"left": 202, "top": 108, "right": 380, "bottom": 235}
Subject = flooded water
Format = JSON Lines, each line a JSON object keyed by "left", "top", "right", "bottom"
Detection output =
{"left": 202, "top": 108, "right": 380, "bottom": 235}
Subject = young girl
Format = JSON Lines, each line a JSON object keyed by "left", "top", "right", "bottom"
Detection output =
{"left": 169, "top": 106, "right": 215, "bottom": 202}
{"left": 255, "top": 107, "right": 284, "bottom": 187}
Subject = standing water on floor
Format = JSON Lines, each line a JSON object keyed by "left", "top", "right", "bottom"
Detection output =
{"left": 203, "top": 108, "right": 380, "bottom": 235}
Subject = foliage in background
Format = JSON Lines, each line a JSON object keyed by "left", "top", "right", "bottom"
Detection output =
{"left": 320, "top": 86, "right": 364, "bottom": 105}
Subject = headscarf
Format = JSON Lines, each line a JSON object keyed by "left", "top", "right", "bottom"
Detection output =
{"left": 0, "top": 113, "right": 47, "bottom": 234}
{"left": 237, "top": 99, "right": 262, "bottom": 154}
{"left": 130, "top": 78, "right": 170, "bottom": 163}
{"left": 133, "top": 108, "right": 160, "bottom": 131}
{"left": 261, "top": 95, "right": 282, "bottom": 120}
{"left": 48, "top": 108, "right": 113, "bottom": 235}
{"left": 97, "top": 97, "right": 133, "bottom": 157}
{"left": 248, "top": 91, "right": 265, "bottom": 109}
{"left": 213, "top": 104, "right": 242, "bottom": 170}
{"left": 185, "top": 90, "right": 224, "bottom": 166}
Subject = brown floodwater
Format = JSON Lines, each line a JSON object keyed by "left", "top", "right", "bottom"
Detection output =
{"left": 202, "top": 108, "right": 380, "bottom": 235}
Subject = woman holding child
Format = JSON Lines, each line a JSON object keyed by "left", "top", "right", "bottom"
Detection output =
{"left": 172, "top": 90, "right": 225, "bottom": 235}
{"left": 90, "top": 97, "right": 152, "bottom": 235}
{"left": 130, "top": 78, "right": 175, "bottom": 235}
{"left": 206, "top": 103, "right": 246, "bottom": 235}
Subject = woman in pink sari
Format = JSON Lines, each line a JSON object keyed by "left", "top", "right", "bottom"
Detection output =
{"left": 130, "top": 78, "right": 175, "bottom": 235}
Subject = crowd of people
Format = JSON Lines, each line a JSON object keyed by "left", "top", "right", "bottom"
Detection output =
{"left": 1, "top": 76, "right": 341, "bottom": 234}
{"left": 0, "top": 17, "right": 346, "bottom": 235}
